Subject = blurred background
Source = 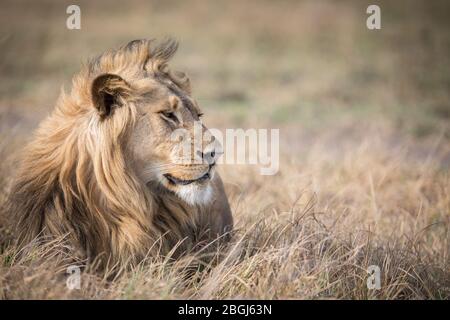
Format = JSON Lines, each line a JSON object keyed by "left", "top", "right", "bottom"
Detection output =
{"left": 1, "top": 0, "right": 450, "bottom": 160}
{"left": 1, "top": 0, "right": 449, "bottom": 189}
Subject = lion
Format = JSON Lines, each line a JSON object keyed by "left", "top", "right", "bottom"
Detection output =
{"left": 7, "top": 39, "right": 233, "bottom": 267}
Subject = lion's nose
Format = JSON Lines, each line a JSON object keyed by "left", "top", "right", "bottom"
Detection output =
{"left": 196, "top": 149, "right": 216, "bottom": 165}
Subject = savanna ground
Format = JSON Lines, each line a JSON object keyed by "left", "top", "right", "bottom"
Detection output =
{"left": 0, "top": 0, "right": 449, "bottom": 299}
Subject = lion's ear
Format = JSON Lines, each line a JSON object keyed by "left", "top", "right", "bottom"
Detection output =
{"left": 158, "top": 64, "right": 191, "bottom": 94}
{"left": 171, "top": 70, "right": 191, "bottom": 94}
{"left": 91, "top": 74, "right": 130, "bottom": 118}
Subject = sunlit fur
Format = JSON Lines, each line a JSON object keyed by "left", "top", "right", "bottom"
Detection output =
{"left": 7, "top": 39, "right": 232, "bottom": 268}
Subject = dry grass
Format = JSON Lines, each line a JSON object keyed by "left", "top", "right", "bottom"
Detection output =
{"left": 1, "top": 130, "right": 448, "bottom": 299}
{"left": 0, "top": 0, "right": 449, "bottom": 299}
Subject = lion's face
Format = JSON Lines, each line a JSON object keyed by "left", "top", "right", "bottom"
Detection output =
{"left": 128, "top": 78, "right": 218, "bottom": 205}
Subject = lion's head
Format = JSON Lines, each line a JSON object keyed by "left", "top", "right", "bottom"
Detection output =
{"left": 90, "top": 39, "right": 219, "bottom": 205}
{"left": 8, "top": 39, "right": 232, "bottom": 266}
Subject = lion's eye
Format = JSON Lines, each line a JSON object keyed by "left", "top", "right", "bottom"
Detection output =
{"left": 160, "top": 110, "right": 179, "bottom": 124}
{"left": 197, "top": 112, "right": 204, "bottom": 118}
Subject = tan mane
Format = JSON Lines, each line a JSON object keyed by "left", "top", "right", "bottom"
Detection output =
{"left": 7, "top": 40, "right": 218, "bottom": 267}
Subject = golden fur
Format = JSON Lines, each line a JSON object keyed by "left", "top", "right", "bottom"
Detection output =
{"left": 7, "top": 39, "right": 233, "bottom": 267}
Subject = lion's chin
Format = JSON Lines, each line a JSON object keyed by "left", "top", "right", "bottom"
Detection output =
{"left": 155, "top": 171, "right": 215, "bottom": 206}
{"left": 174, "top": 183, "right": 214, "bottom": 206}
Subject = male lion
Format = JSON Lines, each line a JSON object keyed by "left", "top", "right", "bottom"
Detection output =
{"left": 7, "top": 39, "right": 233, "bottom": 267}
